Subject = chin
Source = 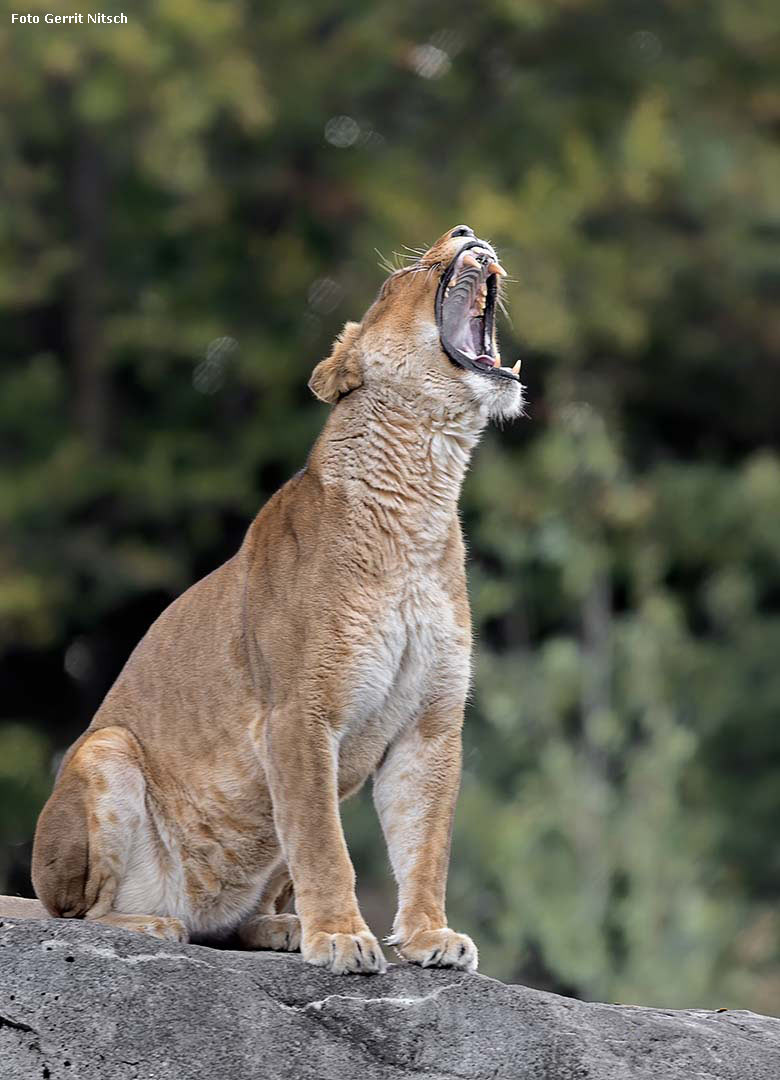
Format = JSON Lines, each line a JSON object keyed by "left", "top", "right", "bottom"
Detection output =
{"left": 462, "top": 370, "right": 525, "bottom": 422}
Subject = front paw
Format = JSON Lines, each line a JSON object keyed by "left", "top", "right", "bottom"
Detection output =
{"left": 391, "top": 928, "right": 478, "bottom": 973}
{"left": 302, "top": 929, "right": 387, "bottom": 975}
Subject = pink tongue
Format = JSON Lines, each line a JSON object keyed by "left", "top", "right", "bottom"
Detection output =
{"left": 475, "top": 354, "right": 497, "bottom": 367}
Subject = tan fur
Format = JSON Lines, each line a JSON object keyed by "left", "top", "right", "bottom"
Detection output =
{"left": 5, "top": 227, "right": 523, "bottom": 975}
{"left": 0, "top": 896, "right": 48, "bottom": 919}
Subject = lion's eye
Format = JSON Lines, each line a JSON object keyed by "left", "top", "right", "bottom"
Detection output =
{"left": 451, "top": 226, "right": 473, "bottom": 238}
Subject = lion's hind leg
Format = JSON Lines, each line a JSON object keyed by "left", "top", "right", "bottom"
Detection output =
{"left": 237, "top": 862, "right": 300, "bottom": 952}
{"left": 32, "top": 726, "right": 179, "bottom": 942}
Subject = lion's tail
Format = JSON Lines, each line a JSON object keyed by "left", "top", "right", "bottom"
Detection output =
{"left": 0, "top": 895, "right": 49, "bottom": 919}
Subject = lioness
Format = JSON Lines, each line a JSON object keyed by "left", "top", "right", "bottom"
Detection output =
{"left": 13, "top": 226, "right": 523, "bottom": 975}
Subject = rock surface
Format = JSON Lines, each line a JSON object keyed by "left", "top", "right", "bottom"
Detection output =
{"left": 1, "top": 918, "right": 779, "bottom": 1079}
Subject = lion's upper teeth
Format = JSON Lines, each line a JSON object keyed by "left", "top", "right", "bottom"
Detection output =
{"left": 488, "top": 261, "right": 507, "bottom": 278}
{"left": 461, "top": 253, "right": 480, "bottom": 270}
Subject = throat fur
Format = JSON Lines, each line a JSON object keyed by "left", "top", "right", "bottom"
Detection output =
{"left": 312, "top": 390, "right": 485, "bottom": 570}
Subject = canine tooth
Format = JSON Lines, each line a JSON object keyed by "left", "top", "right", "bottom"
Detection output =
{"left": 461, "top": 253, "right": 480, "bottom": 269}
{"left": 511, "top": 358, "right": 522, "bottom": 375}
{"left": 488, "top": 261, "right": 507, "bottom": 278}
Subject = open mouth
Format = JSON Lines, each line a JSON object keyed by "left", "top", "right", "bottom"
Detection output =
{"left": 435, "top": 241, "right": 521, "bottom": 381}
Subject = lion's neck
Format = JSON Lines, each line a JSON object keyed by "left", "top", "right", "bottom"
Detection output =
{"left": 310, "top": 389, "right": 486, "bottom": 565}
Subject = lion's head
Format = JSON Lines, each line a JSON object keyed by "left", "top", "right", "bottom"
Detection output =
{"left": 309, "top": 226, "right": 524, "bottom": 423}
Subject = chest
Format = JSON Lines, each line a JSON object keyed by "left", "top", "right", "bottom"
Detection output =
{"left": 337, "top": 572, "right": 471, "bottom": 768}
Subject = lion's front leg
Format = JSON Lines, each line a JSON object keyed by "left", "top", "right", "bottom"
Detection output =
{"left": 373, "top": 714, "right": 478, "bottom": 973}
{"left": 263, "top": 706, "right": 386, "bottom": 974}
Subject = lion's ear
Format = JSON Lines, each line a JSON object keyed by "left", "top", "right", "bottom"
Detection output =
{"left": 308, "top": 322, "right": 363, "bottom": 404}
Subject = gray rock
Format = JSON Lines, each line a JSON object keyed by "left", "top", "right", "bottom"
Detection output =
{"left": 1, "top": 917, "right": 779, "bottom": 1079}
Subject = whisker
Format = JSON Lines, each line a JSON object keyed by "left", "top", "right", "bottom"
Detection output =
{"left": 392, "top": 250, "right": 421, "bottom": 265}
{"left": 375, "top": 248, "right": 399, "bottom": 276}
{"left": 375, "top": 251, "right": 442, "bottom": 288}
{"left": 389, "top": 265, "right": 431, "bottom": 281}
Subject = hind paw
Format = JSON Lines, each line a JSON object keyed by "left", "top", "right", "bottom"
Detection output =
{"left": 238, "top": 912, "right": 301, "bottom": 952}
{"left": 93, "top": 912, "right": 190, "bottom": 943}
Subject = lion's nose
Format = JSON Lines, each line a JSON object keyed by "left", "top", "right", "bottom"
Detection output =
{"left": 450, "top": 225, "right": 474, "bottom": 239}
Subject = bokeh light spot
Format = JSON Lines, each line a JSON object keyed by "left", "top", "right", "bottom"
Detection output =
{"left": 409, "top": 43, "right": 451, "bottom": 79}
{"left": 324, "top": 115, "right": 361, "bottom": 148}
{"left": 308, "top": 277, "right": 343, "bottom": 314}
{"left": 193, "top": 336, "right": 238, "bottom": 394}
{"left": 64, "top": 639, "right": 92, "bottom": 683}
{"left": 629, "top": 30, "right": 662, "bottom": 61}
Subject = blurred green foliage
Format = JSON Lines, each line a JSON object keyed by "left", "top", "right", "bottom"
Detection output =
{"left": 1, "top": 0, "right": 779, "bottom": 1012}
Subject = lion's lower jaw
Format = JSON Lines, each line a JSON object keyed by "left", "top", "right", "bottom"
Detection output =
{"left": 465, "top": 372, "right": 525, "bottom": 422}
